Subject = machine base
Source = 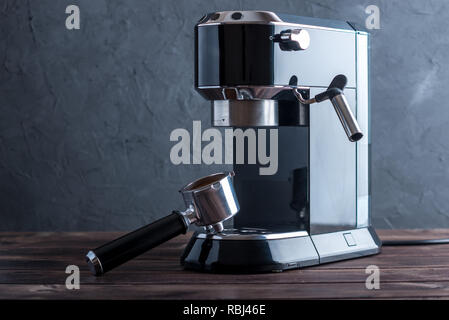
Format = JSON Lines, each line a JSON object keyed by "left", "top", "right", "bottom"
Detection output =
{"left": 181, "top": 227, "right": 381, "bottom": 273}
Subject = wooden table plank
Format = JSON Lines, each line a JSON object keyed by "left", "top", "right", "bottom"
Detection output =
{"left": 1, "top": 230, "right": 449, "bottom": 299}
{"left": 1, "top": 267, "right": 448, "bottom": 285}
{"left": 2, "top": 282, "right": 449, "bottom": 300}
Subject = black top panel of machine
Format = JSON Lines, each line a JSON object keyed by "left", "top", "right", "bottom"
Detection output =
{"left": 195, "top": 11, "right": 359, "bottom": 90}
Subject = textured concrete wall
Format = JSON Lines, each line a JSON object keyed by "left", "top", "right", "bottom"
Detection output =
{"left": 1, "top": 0, "right": 448, "bottom": 230}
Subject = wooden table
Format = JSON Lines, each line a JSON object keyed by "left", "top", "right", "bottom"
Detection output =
{"left": 1, "top": 229, "right": 449, "bottom": 299}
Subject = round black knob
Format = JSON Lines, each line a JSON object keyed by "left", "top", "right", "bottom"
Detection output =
{"left": 231, "top": 12, "right": 243, "bottom": 20}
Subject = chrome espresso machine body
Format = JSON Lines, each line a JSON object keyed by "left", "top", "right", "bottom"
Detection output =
{"left": 181, "top": 11, "right": 381, "bottom": 272}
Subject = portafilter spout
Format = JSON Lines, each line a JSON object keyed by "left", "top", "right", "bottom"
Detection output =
{"left": 85, "top": 171, "right": 239, "bottom": 276}
{"left": 294, "top": 74, "right": 363, "bottom": 142}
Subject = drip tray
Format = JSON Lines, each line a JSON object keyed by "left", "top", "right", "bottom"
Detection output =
{"left": 181, "top": 227, "right": 381, "bottom": 273}
{"left": 181, "top": 229, "right": 318, "bottom": 273}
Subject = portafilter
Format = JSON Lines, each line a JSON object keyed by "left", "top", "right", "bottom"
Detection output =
{"left": 85, "top": 171, "right": 239, "bottom": 276}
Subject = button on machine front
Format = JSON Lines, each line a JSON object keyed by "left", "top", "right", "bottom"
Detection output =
{"left": 343, "top": 232, "right": 357, "bottom": 247}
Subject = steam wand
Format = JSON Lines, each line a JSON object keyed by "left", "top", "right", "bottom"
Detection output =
{"left": 294, "top": 74, "right": 363, "bottom": 142}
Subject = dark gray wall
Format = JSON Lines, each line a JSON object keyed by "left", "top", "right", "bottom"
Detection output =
{"left": 1, "top": 0, "right": 448, "bottom": 231}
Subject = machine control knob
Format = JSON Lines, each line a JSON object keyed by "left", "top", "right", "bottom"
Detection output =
{"left": 272, "top": 29, "right": 310, "bottom": 51}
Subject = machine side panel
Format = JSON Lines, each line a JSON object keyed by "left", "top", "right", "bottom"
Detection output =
{"left": 356, "top": 32, "right": 370, "bottom": 227}
{"left": 310, "top": 88, "right": 357, "bottom": 234}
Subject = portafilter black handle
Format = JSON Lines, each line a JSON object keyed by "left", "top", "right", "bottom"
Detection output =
{"left": 85, "top": 171, "right": 240, "bottom": 276}
{"left": 86, "top": 211, "right": 188, "bottom": 276}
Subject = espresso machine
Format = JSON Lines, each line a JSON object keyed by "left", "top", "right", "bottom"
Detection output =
{"left": 181, "top": 11, "right": 381, "bottom": 272}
